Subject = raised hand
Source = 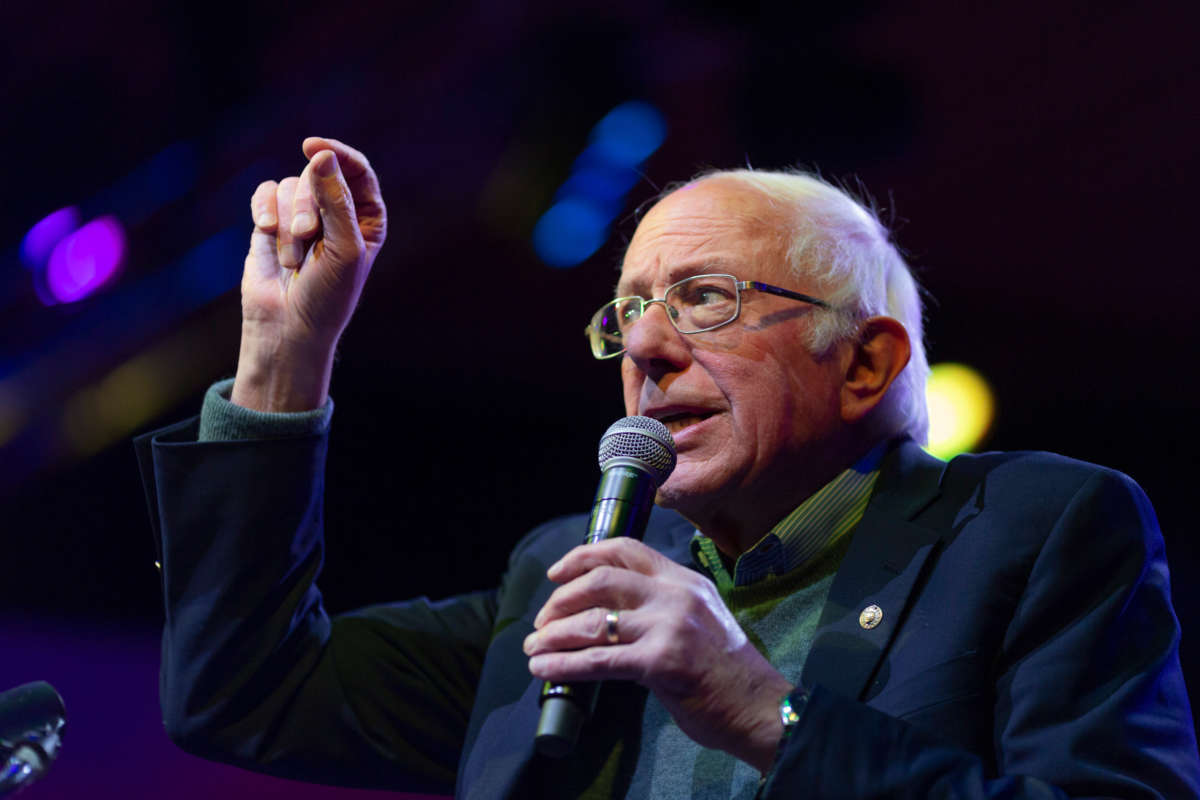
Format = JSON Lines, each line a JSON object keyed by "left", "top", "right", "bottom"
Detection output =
{"left": 233, "top": 137, "right": 387, "bottom": 412}
{"left": 524, "top": 538, "right": 792, "bottom": 773}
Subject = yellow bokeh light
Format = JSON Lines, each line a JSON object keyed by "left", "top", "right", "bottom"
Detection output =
{"left": 57, "top": 315, "right": 234, "bottom": 460}
{"left": 925, "top": 362, "right": 995, "bottom": 460}
{"left": 61, "top": 354, "right": 165, "bottom": 458}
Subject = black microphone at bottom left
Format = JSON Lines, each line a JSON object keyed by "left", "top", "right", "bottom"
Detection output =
{"left": 535, "top": 416, "right": 676, "bottom": 757}
{"left": 0, "top": 682, "right": 66, "bottom": 797}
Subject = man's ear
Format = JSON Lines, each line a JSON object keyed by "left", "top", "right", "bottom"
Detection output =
{"left": 840, "top": 316, "right": 912, "bottom": 424}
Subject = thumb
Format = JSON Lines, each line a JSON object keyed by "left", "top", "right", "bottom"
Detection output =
{"left": 310, "top": 150, "right": 365, "bottom": 266}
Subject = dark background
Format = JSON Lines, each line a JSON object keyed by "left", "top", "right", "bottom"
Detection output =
{"left": 1, "top": 2, "right": 1197, "bottom": 797}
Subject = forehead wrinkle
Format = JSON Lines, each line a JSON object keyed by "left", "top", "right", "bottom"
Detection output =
{"left": 620, "top": 208, "right": 786, "bottom": 297}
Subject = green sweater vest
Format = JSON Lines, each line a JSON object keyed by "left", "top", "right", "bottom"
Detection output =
{"left": 579, "top": 533, "right": 853, "bottom": 799}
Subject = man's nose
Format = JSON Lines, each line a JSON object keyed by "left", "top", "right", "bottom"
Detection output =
{"left": 624, "top": 302, "right": 691, "bottom": 376}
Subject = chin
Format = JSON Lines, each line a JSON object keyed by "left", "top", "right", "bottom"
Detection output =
{"left": 653, "top": 464, "right": 726, "bottom": 516}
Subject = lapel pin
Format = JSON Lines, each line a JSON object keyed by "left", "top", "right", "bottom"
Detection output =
{"left": 859, "top": 604, "right": 883, "bottom": 630}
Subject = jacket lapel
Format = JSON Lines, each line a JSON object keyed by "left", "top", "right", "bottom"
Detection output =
{"left": 801, "top": 441, "right": 948, "bottom": 700}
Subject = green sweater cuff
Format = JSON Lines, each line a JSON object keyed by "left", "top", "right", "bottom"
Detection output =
{"left": 197, "top": 378, "right": 334, "bottom": 441}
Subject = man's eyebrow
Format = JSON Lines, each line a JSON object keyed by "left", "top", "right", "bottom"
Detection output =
{"left": 672, "top": 259, "right": 738, "bottom": 279}
{"left": 617, "top": 260, "right": 740, "bottom": 296}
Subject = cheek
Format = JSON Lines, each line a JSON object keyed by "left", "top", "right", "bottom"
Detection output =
{"left": 725, "top": 359, "right": 794, "bottom": 423}
{"left": 724, "top": 352, "right": 833, "bottom": 442}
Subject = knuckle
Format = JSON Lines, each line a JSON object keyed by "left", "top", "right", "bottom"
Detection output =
{"left": 658, "top": 584, "right": 692, "bottom": 614}
{"left": 585, "top": 645, "right": 615, "bottom": 672}
{"left": 589, "top": 564, "right": 618, "bottom": 588}
{"left": 682, "top": 584, "right": 712, "bottom": 614}
{"left": 327, "top": 183, "right": 353, "bottom": 210}
{"left": 533, "top": 621, "right": 558, "bottom": 648}
{"left": 538, "top": 600, "right": 567, "bottom": 629}
{"left": 615, "top": 538, "right": 644, "bottom": 560}
{"left": 591, "top": 607, "right": 610, "bottom": 637}
{"left": 542, "top": 586, "right": 564, "bottom": 609}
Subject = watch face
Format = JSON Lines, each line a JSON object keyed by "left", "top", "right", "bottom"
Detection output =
{"left": 780, "top": 694, "right": 802, "bottom": 729}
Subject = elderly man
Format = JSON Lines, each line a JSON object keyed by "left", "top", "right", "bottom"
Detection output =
{"left": 136, "top": 138, "right": 1199, "bottom": 798}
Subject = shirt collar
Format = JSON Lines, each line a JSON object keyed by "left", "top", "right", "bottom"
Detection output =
{"left": 690, "top": 442, "right": 886, "bottom": 589}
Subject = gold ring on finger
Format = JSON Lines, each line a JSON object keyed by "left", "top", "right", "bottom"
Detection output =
{"left": 605, "top": 609, "right": 620, "bottom": 645}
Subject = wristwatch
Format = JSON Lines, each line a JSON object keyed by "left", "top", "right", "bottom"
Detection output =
{"left": 762, "top": 685, "right": 811, "bottom": 788}
{"left": 778, "top": 684, "right": 810, "bottom": 737}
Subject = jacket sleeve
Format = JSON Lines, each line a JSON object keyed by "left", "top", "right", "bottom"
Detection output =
{"left": 135, "top": 417, "right": 496, "bottom": 793}
{"left": 762, "top": 467, "right": 1200, "bottom": 799}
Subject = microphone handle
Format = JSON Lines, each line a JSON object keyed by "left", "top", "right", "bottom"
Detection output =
{"left": 534, "top": 466, "right": 656, "bottom": 757}
{"left": 584, "top": 465, "right": 657, "bottom": 543}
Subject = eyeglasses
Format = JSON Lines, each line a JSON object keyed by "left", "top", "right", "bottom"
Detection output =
{"left": 585, "top": 273, "right": 832, "bottom": 359}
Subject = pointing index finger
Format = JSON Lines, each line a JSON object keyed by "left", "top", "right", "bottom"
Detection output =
{"left": 302, "top": 138, "right": 378, "bottom": 192}
{"left": 300, "top": 137, "right": 386, "bottom": 245}
{"left": 301, "top": 137, "right": 368, "bottom": 171}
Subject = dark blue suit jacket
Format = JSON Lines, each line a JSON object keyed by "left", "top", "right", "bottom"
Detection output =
{"left": 135, "top": 420, "right": 1200, "bottom": 798}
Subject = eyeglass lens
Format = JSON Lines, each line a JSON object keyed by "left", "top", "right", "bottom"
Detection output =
{"left": 591, "top": 274, "right": 741, "bottom": 357}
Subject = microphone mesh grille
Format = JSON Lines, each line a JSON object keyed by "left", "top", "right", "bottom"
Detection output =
{"left": 597, "top": 416, "right": 677, "bottom": 486}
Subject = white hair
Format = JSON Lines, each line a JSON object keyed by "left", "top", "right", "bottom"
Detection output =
{"left": 691, "top": 169, "right": 930, "bottom": 444}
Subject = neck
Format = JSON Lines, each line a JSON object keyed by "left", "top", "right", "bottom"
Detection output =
{"left": 680, "top": 434, "right": 886, "bottom": 557}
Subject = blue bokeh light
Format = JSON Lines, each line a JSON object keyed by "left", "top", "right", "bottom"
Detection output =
{"left": 21, "top": 207, "right": 81, "bottom": 270}
{"left": 173, "top": 227, "right": 246, "bottom": 303}
{"left": 533, "top": 198, "right": 610, "bottom": 268}
{"left": 588, "top": 101, "right": 667, "bottom": 168}
{"left": 556, "top": 164, "right": 640, "bottom": 217}
{"left": 533, "top": 100, "right": 666, "bottom": 269}
{"left": 98, "top": 141, "right": 199, "bottom": 226}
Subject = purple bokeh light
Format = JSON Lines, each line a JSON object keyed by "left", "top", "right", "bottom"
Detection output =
{"left": 20, "top": 207, "right": 81, "bottom": 269}
{"left": 44, "top": 216, "right": 126, "bottom": 304}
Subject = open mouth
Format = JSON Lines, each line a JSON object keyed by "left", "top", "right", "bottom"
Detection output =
{"left": 653, "top": 410, "right": 716, "bottom": 435}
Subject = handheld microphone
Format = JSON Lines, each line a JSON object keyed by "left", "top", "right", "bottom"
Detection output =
{"left": 0, "top": 681, "right": 66, "bottom": 797}
{"left": 535, "top": 416, "right": 676, "bottom": 757}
